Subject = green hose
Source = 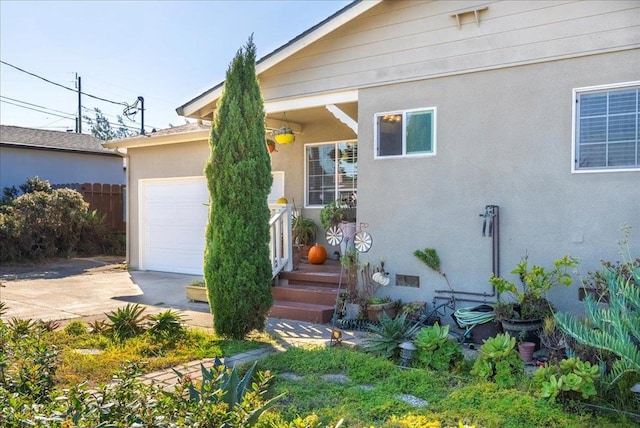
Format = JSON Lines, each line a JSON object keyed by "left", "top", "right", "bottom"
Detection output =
{"left": 453, "top": 307, "right": 496, "bottom": 340}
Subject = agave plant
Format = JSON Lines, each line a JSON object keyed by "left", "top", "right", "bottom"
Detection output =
{"left": 363, "top": 312, "right": 422, "bottom": 359}
{"left": 105, "top": 304, "right": 148, "bottom": 341}
{"left": 170, "top": 356, "right": 284, "bottom": 425}
{"left": 147, "top": 309, "right": 186, "bottom": 338}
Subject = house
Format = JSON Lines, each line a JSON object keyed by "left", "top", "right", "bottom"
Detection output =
{"left": 0, "top": 125, "right": 124, "bottom": 190}
{"left": 107, "top": 0, "right": 639, "bottom": 316}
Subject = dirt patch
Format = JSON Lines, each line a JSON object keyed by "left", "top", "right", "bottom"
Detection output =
{"left": 0, "top": 256, "right": 125, "bottom": 282}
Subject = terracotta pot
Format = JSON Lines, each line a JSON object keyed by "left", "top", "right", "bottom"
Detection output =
{"left": 518, "top": 341, "right": 536, "bottom": 363}
{"left": 501, "top": 318, "right": 543, "bottom": 350}
{"left": 367, "top": 302, "right": 396, "bottom": 321}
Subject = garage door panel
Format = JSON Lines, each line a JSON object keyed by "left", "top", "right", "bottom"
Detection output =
{"left": 140, "top": 177, "right": 208, "bottom": 275}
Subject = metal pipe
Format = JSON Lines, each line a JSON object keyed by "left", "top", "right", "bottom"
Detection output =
{"left": 433, "top": 294, "right": 497, "bottom": 306}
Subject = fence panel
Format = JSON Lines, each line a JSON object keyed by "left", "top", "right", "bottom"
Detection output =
{"left": 80, "top": 183, "right": 125, "bottom": 233}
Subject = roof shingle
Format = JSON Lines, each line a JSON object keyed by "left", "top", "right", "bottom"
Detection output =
{"left": 0, "top": 125, "right": 119, "bottom": 155}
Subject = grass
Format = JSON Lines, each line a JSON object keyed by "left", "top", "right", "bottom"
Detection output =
{"left": 47, "top": 323, "right": 273, "bottom": 388}
{"left": 255, "top": 346, "right": 635, "bottom": 428}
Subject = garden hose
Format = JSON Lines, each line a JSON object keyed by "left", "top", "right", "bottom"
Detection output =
{"left": 453, "top": 306, "right": 496, "bottom": 339}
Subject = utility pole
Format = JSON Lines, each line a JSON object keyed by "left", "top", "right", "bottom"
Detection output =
{"left": 138, "top": 96, "right": 145, "bottom": 135}
{"left": 76, "top": 74, "right": 82, "bottom": 133}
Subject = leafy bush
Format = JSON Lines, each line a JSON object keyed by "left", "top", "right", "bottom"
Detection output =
{"left": 0, "top": 177, "right": 123, "bottom": 262}
{"left": 532, "top": 357, "right": 599, "bottom": 403}
{"left": 470, "top": 333, "right": 523, "bottom": 387}
{"left": 0, "top": 320, "right": 59, "bottom": 403}
{"left": 414, "top": 323, "right": 462, "bottom": 371}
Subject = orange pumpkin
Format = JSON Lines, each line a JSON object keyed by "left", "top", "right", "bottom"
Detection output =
{"left": 308, "top": 243, "right": 327, "bottom": 265}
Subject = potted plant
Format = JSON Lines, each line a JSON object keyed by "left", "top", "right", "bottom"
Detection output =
{"left": 359, "top": 259, "right": 395, "bottom": 321}
{"left": 186, "top": 279, "right": 207, "bottom": 303}
{"left": 292, "top": 214, "right": 317, "bottom": 259}
{"left": 490, "top": 254, "right": 579, "bottom": 348}
{"left": 320, "top": 194, "right": 357, "bottom": 253}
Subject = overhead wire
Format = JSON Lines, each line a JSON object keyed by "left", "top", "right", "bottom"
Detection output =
{"left": 0, "top": 95, "right": 77, "bottom": 117}
{"left": 1, "top": 61, "right": 163, "bottom": 131}
{"left": 0, "top": 98, "right": 76, "bottom": 121}
{"left": 0, "top": 60, "right": 130, "bottom": 107}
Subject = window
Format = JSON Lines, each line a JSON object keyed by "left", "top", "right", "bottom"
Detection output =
{"left": 305, "top": 141, "right": 357, "bottom": 207}
{"left": 574, "top": 82, "right": 639, "bottom": 172}
{"left": 375, "top": 107, "right": 436, "bottom": 158}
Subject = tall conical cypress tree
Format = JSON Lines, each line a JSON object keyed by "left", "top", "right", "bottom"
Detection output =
{"left": 204, "top": 37, "right": 273, "bottom": 339}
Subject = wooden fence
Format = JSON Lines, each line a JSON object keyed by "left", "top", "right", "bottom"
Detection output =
{"left": 80, "top": 183, "right": 125, "bottom": 233}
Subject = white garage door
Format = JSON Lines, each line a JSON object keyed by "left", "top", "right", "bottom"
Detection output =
{"left": 139, "top": 172, "right": 285, "bottom": 275}
{"left": 140, "top": 177, "right": 208, "bottom": 275}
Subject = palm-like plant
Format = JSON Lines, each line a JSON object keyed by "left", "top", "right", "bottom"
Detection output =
{"left": 105, "top": 304, "right": 148, "bottom": 341}
{"left": 555, "top": 267, "right": 640, "bottom": 384}
{"left": 363, "top": 312, "right": 422, "bottom": 359}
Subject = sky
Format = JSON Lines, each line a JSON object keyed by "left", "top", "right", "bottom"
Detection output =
{"left": 0, "top": 0, "right": 351, "bottom": 134}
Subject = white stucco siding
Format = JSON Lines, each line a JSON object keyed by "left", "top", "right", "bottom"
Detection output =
{"left": 0, "top": 147, "right": 124, "bottom": 189}
{"left": 357, "top": 50, "right": 640, "bottom": 316}
{"left": 259, "top": 0, "right": 639, "bottom": 101}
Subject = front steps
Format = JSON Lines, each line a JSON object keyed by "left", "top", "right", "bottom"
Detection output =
{"left": 270, "top": 267, "right": 344, "bottom": 324}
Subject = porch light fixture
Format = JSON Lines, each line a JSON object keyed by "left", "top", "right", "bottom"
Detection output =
{"left": 271, "top": 112, "right": 295, "bottom": 144}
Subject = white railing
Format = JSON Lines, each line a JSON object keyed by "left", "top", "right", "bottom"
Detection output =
{"left": 269, "top": 203, "right": 293, "bottom": 278}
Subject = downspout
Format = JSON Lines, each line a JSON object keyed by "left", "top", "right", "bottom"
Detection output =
{"left": 116, "top": 147, "right": 130, "bottom": 267}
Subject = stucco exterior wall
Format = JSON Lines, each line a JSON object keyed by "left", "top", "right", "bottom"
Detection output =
{"left": 356, "top": 49, "right": 640, "bottom": 315}
{"left": 0, "top": 147, "right": 124, "bottom": 189}
{"left": 127, "top": 140, "right": 209, "bottom": 269}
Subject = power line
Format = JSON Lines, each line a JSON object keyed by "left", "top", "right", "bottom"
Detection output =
{"left": 0, "top": 95, "right": 76, "bottom": 117}
{"left": 0, "top": 98, "right": 76, "bottom": 121}
{"left": 0, "top": 60, "right": 131, "bottom": 107}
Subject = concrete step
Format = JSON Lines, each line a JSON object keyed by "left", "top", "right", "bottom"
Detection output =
{"left": 269, "top": 301, "right": 336, "bottom": 324}
{"left": 272, "top": 284, "right": 339, "bottom": 306}
{"left": 279, "top": 270, "right": 344, "bottom": 288}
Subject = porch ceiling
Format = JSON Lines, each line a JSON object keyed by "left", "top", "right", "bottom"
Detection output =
{"left": 266, "top": 101, "right": 357, "bottom": 133}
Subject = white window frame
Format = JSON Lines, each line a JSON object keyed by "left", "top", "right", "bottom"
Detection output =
{"left": 572, "top": 81, "right": 640, "bottom": 174}
{"left": 304, "top": 140, "right": 357, "bottom": 209}
{"left": 374, "top": 106, "right": 437, "bottom": 160}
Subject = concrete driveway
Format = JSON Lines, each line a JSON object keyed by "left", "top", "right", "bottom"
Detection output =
{"left": 0, "top": 257, "right": 210, "bottom": 327}
{"left": 0, "top": 257, "right": 368, "bottom": 346}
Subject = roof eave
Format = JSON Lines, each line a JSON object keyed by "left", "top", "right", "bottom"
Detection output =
{"left": 103, "top": 129, "right": 210, "bottom": 150}
{"left": 175, "top": 0, "right": 381, "bottom": 119}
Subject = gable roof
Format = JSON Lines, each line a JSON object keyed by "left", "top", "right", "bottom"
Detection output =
{"left": 0, "top": 125, "right": 120, "bottom": 157}
{"left": 176, "top": 0, "right": 382, "bottom": 118}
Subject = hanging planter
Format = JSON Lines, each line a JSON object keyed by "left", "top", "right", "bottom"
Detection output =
{"left": 271, "top": 112, "right": 295, "bottom": 144}
{"left": 272, "top": 127, "right": 295, "bottom": 144}
{"left": 266, "top": 139, "right": 277, "bottom": 153}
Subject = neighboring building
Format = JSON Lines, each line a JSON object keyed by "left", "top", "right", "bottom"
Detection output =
{"left": 108, "top": 0, "right": 639, "bottom": 315}
{"left": 0, "top": 125, "right": 124, "bottom": 190}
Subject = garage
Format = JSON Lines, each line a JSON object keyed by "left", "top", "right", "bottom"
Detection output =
{"left": 138, "top": 172, "right": 284, "bottom": 275}
{"left": 139, "top": 177, "right": 208, "bottom": 275}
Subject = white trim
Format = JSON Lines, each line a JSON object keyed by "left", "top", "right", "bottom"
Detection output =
{"left": 571, "top": 80, "right": 640, "bottom": 174}
{"left": 265, "top": 90, "right": 358, "bottom": 114}
{"left": 373, "top": 106, "right": 437, "bottom": 160}
{"left": 325, "top": 104, "right": 358, "bottom": 134}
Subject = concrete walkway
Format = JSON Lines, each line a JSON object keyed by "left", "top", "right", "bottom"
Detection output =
{"left": 0, "top": 257, "right": 369, "bottom": 389}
